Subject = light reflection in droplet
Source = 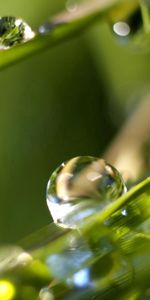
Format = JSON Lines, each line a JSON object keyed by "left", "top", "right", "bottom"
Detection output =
{"left": 66, "top": 0, "right": 78, "bottom": 13}
{"left": 47, "top": 201, "right": 73, "bottom": 225}
{"left": 72, "top": 268, "right": 91, "bottom": 288}
{"left": 15, "top": 18, "right": 35, "bottom": 40}
{"left": 24, "top": 24, "right": 35, "bottom": 40}
{"left": 15, "top": 19, "right": 22, "bottom": 27}
{"left": 113, "top": 22, "right": 130, "bottom": 37}
{"left": 86, "top": 171, "right": 102, "bottom": 182}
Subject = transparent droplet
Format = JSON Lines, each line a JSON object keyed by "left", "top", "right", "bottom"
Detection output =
{"left": 0, "top": 16, "right": 35, "bottom": 50}
{"left": 113, "top": 22, "right": 130, "bottom": 37}
{"left": 112, "top": 5, "right": 150, "bottom": 50}
{"left": 66, "top": 0, "right": 78, "bottom": 13}
{"left": 113, "top": 8, "right": 143, "bottom": 39}
{"left": 38, "top": 21, "right": 64, "bottom": 35}
{"left": 46, "top": 156, "right": 126, "bottom": 228}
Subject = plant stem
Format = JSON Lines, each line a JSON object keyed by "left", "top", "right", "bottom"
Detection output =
{"left": 17, "top": 177, "right": 150, "bottom": 299}
{"left": 104, "top": 95, "right": 150, "bottom": 181}
{"left": 82, "top": 177, "right": 150, "bottom": 234}
{"left": 51, "top": 0, "right": 138, "bottom": 24}
{"left": 27, "top": 177, "right": 150, "bottom": 259}
{"left": 0, "top": 0, "right": 138, "bottom": 70}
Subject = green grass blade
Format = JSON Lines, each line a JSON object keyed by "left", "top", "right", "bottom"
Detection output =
{"left": 83, "top": 177, "right": 150, "bottom": 235}
{"left": 0, "top": 0, "right": 138, "bottom": 70}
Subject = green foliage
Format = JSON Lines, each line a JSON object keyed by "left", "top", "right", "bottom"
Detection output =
{"left": 0, "top": 0, "right": 149, "bottom": 299}
{"left": 0, "top": 178, "right": 150, "bottom": 299}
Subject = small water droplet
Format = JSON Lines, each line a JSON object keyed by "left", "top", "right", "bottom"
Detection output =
{"left": 66, "top": 0, "right": 78, "bottom": 13}
{"left": 113, "top": 22, "right": 130, "bottom": 37}
{"left": 46, "top": 156, "right": 126, "bottom": 228}
{"left": 0, "top": 16, "right": 35, "bottom": 50}
{"left": 38, "top": 21, "right": 65, "bottom": 35}
{"left": 112, "top": 7, "right": 150, "bottom": 50}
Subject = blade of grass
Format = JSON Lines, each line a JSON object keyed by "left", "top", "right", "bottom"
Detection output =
{"left": 0, "top": 0, "right": 138, "bottom": 70}
{"left": 83, "top": 177, "right": 150, "bottom": 235}
{"left": 5, "top": 177, "right": 150, "bottom": 300}
{"left": 104, "top": 95, "right": 150, "bottom": 181}
{"left": 27, "top": 177, "right": 150, "bottom": 259}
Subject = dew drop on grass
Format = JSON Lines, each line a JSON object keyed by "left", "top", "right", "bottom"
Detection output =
{"left": 113, "top": 21, "right": 131, "bottom": 38}
{"left": 0, "top": 16, "right": 35, "bottom": 50}
{"left": 38, "top": 20, "right": 65, "bottom": 35}
{"left": 46, "top": 156, "right": 126, "bottom": 228}
{"left": 112, "top": 7, "right": 150, "bottom": 49}
{"left": 66, "top": 0, "right": 78, "bottom": 13}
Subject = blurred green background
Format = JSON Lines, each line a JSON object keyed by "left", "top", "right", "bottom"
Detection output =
{"left": 0, "top": 0, "right": 150, "bottom": 243}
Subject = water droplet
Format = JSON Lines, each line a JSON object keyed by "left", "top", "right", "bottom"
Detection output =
{"left": 112, "top": 7, "right": 150, "bottom": 50}
{"left": 0, "top": 16, "right": 35, "bottom": 50}
{"left": 113, "top": 22, "right": 130, "bottom": 37}
{"left": 38, "top": 20, "right": 65, "bottom": 35}
{"left": 46, "top": 156, "right": 126, "bottom": 228}
{"left": 66, "top": 0, "right": 78, "bottom": 13}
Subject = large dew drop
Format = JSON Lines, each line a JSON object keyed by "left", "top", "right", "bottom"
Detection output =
{"left": 46, "top": 156, "right": 126, "bottom": 228}
{"left": 0, "top": 16, "right": 35, "bottom": 50}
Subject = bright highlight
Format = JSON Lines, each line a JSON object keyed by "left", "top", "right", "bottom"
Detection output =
{"left": 0, "top": 280, "right": 15, "bottom": 300}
